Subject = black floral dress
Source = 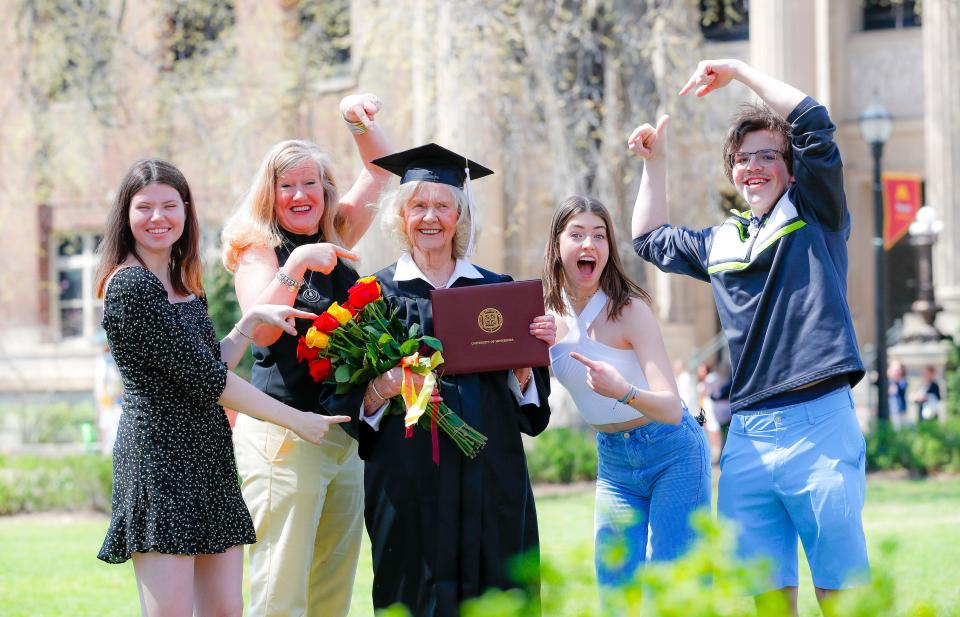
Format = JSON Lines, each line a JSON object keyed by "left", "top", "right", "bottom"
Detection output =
{"left": 97, "top": 266, "right": 256, "bottom": 564}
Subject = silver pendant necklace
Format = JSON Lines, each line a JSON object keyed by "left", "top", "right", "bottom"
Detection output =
{"left": 301, "top": 276, "right": 321, "bottom": 303}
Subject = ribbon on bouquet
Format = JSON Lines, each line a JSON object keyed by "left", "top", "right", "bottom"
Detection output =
{"left": 400, "top": 352, "right": 444, "bottom": 464}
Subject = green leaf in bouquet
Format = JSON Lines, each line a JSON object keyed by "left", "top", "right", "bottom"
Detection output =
{"left": 334, "top": 364, "right": 353, "bottom": 383}
{"left": 376, "top": 359, "right": 396, "bottom": 374}
{"left": 408, "top": 323, "right": 420, "bottom": 338}
{"left": 364, "top": 325, "right": 384, "bottom": 339}
{"left": 385, "top": 340, "right": 401, "bottom": 358}
{"left": 366, "top": 343, "right": 380, "bottom": 364}
{"left": 378, "top": 332, "right": 393, "bottom": 345}
{"left": 399, "top": 339, "right": 419, "bottom": 356}
{"left": 335, "top": 382, "right": 353, "bottom": 395}
{"left": 350, "top": 367, "right": 373, "bottom": 384}
{"left": 421, "top": 336, "right": 444, "bottom": 352}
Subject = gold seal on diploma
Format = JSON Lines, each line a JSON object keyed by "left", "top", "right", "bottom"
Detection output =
{"left": 477, "top": 308, "right": 504, "bottom": 333}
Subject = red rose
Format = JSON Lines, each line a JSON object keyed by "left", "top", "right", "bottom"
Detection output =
{"left": 342, "top": 301, "right": 359, "bottom": 316}
{"left": 308, "top": 357, "right": 333, "bottom": 383}
{"left": 296, "top": 337, "right": 320, "bottom": 363}
{"left": 313, "top": 312, "right": 341, "bottom": 333}
{"left": 347, "top": 278, "right": 382, "bottom": 309}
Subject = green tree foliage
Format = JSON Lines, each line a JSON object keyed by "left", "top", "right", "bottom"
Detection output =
{"left": 203, "top": 261, "right": 252, "bottom": 379}
{"left": 946, "top": 337, "right": 960, "bottom": 418}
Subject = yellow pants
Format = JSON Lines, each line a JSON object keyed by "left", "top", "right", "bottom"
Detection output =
{"left": 234, "top": 415, "right": 364, "bottom": 617}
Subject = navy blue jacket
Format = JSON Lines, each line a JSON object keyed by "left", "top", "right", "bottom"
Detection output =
{"left": 634, "top": 97, "right": 864, "bottom": 412}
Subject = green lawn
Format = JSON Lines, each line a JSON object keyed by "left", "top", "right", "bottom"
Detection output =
{"left": 0, "top": 477, "right": 957, "bottom": 616}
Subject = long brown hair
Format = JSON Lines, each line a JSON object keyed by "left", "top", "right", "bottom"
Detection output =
{"left": 543, "top": 195, "right": 651, "bottom": 320}
{"left": 95, "top": 159, "right": 204, "bottom": 298}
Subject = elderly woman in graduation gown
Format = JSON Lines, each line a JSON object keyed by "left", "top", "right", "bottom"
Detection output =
{"left": 323, "top": 143, "right": 555, "bottom": 617}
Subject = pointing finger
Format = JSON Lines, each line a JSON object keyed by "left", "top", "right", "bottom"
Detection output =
{"left": 678, "top": 72, "right": 698, "bottom": 97}
{"left": 334, "top": 247, "right": 360, "bottom": 260}
{"left": 327, "top": 415, "right": 352, "bottom": 424}
{"left": 569, "top": 351, "right": 598, "bottom": 369}
{"left": 655, "top": 114, "right": 670, "bottom": 134}
{"left": 289, "top": 309, "right": 319, "bottom": 320}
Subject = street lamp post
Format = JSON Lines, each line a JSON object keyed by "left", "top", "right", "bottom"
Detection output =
{"left": 904, "top": 206, "right": 946, "bottom": 342}
{"left": 860, "top": 102, "right": 893, "bottom": 423}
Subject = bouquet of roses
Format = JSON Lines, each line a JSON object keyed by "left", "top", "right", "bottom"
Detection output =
{"left": 296, "top": 276, "right": 487, "bottom": 460}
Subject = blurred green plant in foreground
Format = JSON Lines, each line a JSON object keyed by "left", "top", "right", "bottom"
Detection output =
{"left": 377, "top": 512, "right": 953, "bottom": 617}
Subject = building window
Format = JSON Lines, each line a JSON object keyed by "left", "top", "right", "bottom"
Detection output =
{"left": 700, "top": 0, "right": 749, "bottom": 42}
{"left": 863, "top": 0, "right": 921, "bottom": 30}
{"left": 54, "top": 233, "right": 103, "bottom": 340}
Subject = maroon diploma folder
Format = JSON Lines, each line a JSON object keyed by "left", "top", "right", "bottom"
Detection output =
{"left": 430, "top": 279, "right": 549, "bottom": 375}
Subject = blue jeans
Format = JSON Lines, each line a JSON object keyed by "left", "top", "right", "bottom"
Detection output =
{"left": 594, "top": 410, "right": 711, "bottom": 590}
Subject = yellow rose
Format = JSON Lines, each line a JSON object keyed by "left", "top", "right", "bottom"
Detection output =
{"left": 327, "top": 302, "right": 353, "bottom": 326}
{"left": 305, "top": 327, "right": 330, "bottom": 350}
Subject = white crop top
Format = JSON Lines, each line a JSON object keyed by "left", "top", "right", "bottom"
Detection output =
{"left": 550, "top": 291, "right": 650, "bottom": 424}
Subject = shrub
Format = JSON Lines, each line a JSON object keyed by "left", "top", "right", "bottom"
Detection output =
{"left": 204, "top": 262, "right": 252, "bottom": 379}
{"left": 381, "top": 515, "right": 950, "bottom": 617}
{"left": 947, "top": 338, "right": 960, "bottom": 419}
{"left": 866, "top": 419, "right": 960, "bottom": 475}
{"left": 4, "top": 401, "right": 97, "bottom": 444}
{"left": 0, "top": 454, "right": 112, "bottom": 515}
{"left": 525, "top": 427, "right": 597, "bottom": 484}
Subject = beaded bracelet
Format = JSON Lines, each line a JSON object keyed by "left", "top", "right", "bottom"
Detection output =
{"left": 617, "top": 385, "right": 637, "bottom": 406}
{"left": 276, "top": 269, "right": 304, "bottom": 292}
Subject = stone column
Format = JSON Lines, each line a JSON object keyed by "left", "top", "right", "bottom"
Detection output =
{"left": 749, "top": 0, "right": 817, "bottom": 97}
{"left": 924, "top": 0, "right": 960, "bottom": 339}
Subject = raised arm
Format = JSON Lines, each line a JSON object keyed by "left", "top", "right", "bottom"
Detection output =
{"left": 679, "top": 59, "right": 806, "bottom": 119}
{"left": 336, "top": 93, "right": 395, "bottom": 248}
{"left": 629, "top": 115, "right": 670, "bottom": 238}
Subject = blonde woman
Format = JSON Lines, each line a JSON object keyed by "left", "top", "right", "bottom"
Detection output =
{"left": 220, "top": 93, "right": 393, "bottom": 617}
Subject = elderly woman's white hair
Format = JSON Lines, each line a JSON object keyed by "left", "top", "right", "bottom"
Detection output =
{"left": 378, "top": 181, "right": 479, "bottom": 260}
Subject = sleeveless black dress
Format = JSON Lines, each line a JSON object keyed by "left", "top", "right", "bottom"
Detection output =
{"left": 97, "top": 266, "right": 256, "bottom": 563}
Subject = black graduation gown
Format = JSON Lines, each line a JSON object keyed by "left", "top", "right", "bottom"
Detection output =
{"left": 322, "top": 262, "right": 551, "bottom": 617}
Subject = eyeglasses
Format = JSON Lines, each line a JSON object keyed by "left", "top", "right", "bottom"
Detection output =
{"left": 730, "top": 149, "right": 785, "bottom": 168}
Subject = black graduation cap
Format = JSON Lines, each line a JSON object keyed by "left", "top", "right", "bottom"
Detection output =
{"left": 370, "top": 143, "right": 494, "bottom": 190}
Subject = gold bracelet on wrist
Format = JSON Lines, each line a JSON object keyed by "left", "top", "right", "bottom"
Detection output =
{"left": 370, "top": 380, "right": 387, "bottom": 401}
{"left": 233, "top": 324, "right": 255, "bottom": 341}
{"left": 343, "top": 116, "right": 368, "bottom": 135}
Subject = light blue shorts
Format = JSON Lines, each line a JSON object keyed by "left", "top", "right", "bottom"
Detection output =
{"left": 718, "top": 386, "right": 870, "bottom": 591}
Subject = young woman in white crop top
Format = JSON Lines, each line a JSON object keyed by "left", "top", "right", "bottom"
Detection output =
{"left": 543, "top": 196, "right": 710, "bottom": 607}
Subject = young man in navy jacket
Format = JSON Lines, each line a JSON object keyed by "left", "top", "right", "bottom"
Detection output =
{"left": 630, "top": 59, "right": 869, "bottom": 615}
